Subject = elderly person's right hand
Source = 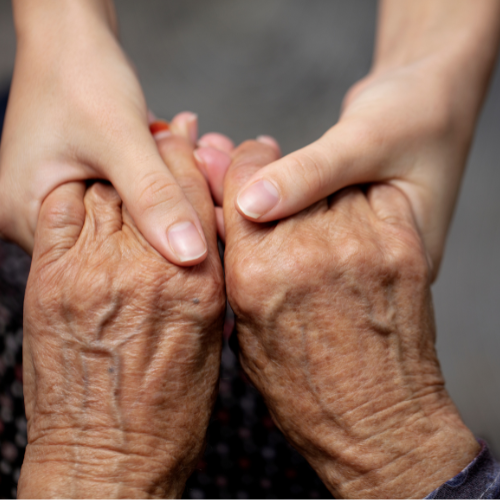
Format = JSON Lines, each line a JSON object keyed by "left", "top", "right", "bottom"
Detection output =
{"left": 18, "top": 134, "right": 225, "bottom": 498}
{"left": 223, "top": 140, "right": 479, "bottom": 498}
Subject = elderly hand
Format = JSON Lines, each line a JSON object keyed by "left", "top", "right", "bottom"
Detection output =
{"left": 18, "top": 134, "right": 225, "bottom": 498}
{"left": 223, "top": 140, "right": 479, "bottom": 498}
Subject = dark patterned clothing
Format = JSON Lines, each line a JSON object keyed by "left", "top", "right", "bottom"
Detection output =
{"left": 426, "top": 440, "right": 500, "bottom": 499}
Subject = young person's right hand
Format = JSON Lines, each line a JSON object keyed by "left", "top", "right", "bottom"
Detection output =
{"left": 0, "top": 0, "right": 207, "bottom": 266}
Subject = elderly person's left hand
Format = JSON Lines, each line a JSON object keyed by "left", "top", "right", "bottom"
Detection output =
{"left": 223, "top": 140, "right": 479, "bottom": 499}
{"left": 18, "top": 134, "right": 225, "bottom": 498}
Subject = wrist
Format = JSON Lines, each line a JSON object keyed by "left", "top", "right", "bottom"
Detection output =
{"left": 19, "top": 440, "right": 185, "bottom": 499}
{"left": 369, "top": 1, "right": 500, "bottom": 129}
{"left": 310, "top": 396, "right": 479, "bottom": 498}
{"left": 13, "top": 0, "right": 118, "bottom": 48}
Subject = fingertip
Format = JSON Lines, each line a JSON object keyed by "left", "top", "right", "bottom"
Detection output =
{"left": 40, "top": 182, "right": 86, "bottom": 232}
{"left": 35, "top": 182, "right": 86, "bottom": 259}
{"left": 85, "top": 182, "right": 121, "bottom": 205}
{"left": 193, "top": 149, "right": 209, "bottom": 181}
{"left": 166, "top": 220, "right": 208, "bottom": 265}
{"left": 198, "top": 133, "right": 235, "bottom": 153}
{"left": 215, "top": 207, "right": 225, "bottom": 243}
{"left": 367, "top": 183, "right": 415, "bottom": 227}
{"left": 150, "top": 119, "right": 172, "bottom": 141}
{"left": 256, "top": 135, "right": 281, "bottom": 156}
{"left": 236, "top": 179, "right": 280, "bottom": 221}
{"left": 170, "top": 111, "right": 198, "bottom": 146}
{"left": 224, "top": 140, "right": 282, "bottom": 223}
{"left": 194, "top": 146, "right": 231, "bottom": 206}
{"left": 148, "top": 110, "right": 157, "bottom": 125}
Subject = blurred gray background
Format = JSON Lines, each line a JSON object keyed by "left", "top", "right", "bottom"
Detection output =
{"left": 0, "top": 0, "right": 499, "bottom": 454}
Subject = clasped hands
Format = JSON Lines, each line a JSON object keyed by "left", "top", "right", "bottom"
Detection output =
{"left": 18, "top": 125, "right": 478, "bottom": 499}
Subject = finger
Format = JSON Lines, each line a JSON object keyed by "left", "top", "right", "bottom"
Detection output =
{"left": 109, "top": 124, "right": 207, "bottom": 266}
{"left": 215, "top": 207, "right": 225, "bottom": 242}
{"left": 256, "top": 135, "right": 281, "bottom": 156}
{"left": 154, "top": 134, "right": 218, "bottom": 253}
{"left": 149, "top": 119, "right": 172, "bottom": 141}
{"left": 367, "top": 183, "right": 416, "bottom": 229}
{"left": 223, "top": 140, "right": 281, "bottom": 242}
{"left": 328, "top": 186, "right": 374, "bottom": 226}
{"left": 147, "top": 109, "right": 157, "bottom": 125}
{"left": 367, "top": 182, "right": 433, "bottom": 278}
{"left": 198, "top": 133, "right": 235, "bottom": 154}
{"left": 34, "top": 182, "right": 86, "bottom": 261}
{"left": 194, "top": 147, "right": 231, "bottom": 206}
{"left": 235, "top": 123, "right": 384, "bottom": 222}
{"left": 82, "top": 182, "right": 123, "bottom": 240}
{"left": 170, "top": 111, "right": 198, "bottom": 147}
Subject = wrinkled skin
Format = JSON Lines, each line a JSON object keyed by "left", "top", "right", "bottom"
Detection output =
{"left": 223, "top": 141, "right": 478, "bottom": 499}
{"left": 19, "top": 135, "right": 225, "bottom": 499}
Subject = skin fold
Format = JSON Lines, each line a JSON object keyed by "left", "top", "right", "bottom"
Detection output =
{"left": 18, "top": 135, "right": 225, "bottom": 498}
{"left": 223, "top": 141, "right": 479, "bottom": 499}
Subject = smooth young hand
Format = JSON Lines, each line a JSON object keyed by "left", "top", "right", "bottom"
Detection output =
{"left": 0, "top": 0, "right": 206, "bottom": 266}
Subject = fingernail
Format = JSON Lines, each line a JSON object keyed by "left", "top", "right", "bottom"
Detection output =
{"left": 150, "top": 120, "right": 172, "bottom": 140}
{"left": 195, "top": 147, "right": 231, "bottom": 171}
{"left": 193, "top": 150, "right": 209, "bottom": 180}
{"left": 257, "top": 135, "right": 281, "bottom": 153}
{"left": 237, "top": 179, "right": 279, "bottom": 219}
{"left": 176, "top": 112, "right": 198, "bottom": 144}
{"left": 198, "top": 133, "right": 235, "bottom": 153}
{"left": 186, "top": 113, "right": 198, "bottom": 145}
{"left": 167, "top": 221, "right": 207, "bottom": 262}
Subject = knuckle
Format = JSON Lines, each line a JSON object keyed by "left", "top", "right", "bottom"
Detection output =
{"left": 227, "top": 253, "right": 273, "bottom": 316}
{"left": 386, "top": 228, "right": 430, "bottom": 285}
{"left": 41, "top": 200, "right": 83, "bottom": 232}
{"left": 286, "top": 148, "right": 326, "bottom": 195}
{"left": 135, "top": 172, "right": 184, "bottom": 216}
{"left": 335, "top": 230, "right": 379, "bottom": 275}
{"left": 86, "top": 182, "right": 120, "bottom": 204}
{"left": 156, "top": 134, "right": 186, "bottom": 157}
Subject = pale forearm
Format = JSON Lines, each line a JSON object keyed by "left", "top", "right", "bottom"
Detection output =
{"left": 374, "top": 0, "right": 500, "bottom": 124}
{"left": 12, "top": 0, "right": 118, "bottom": 44}
{"left": 375, "top": 0, "right": 500, "bottom": 71}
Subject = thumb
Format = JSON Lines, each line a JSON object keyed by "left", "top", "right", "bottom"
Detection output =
{"left": 34, "top": 182, "right": 86, "bottom": 262}
{"left": 367, "top": 182, "right": 434, "bottom": 277}
{"left": 235, "top": 124, "right": 384, "bottom": 222}
{"left": 107, "top": 119, "right": 208, "bottom": 266}
{"left": 223, "top": 139, "right": 281, "bottom": 242}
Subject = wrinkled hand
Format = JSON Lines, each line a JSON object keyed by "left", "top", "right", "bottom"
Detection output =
{"left": 0, "top": 1, "right": 207, "bottom": 265}
{"left": 19, "top": 134, "right": 225, "bottom": 498}
{"left": 223, "top": 141, "right": 478, "bottom": 498}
